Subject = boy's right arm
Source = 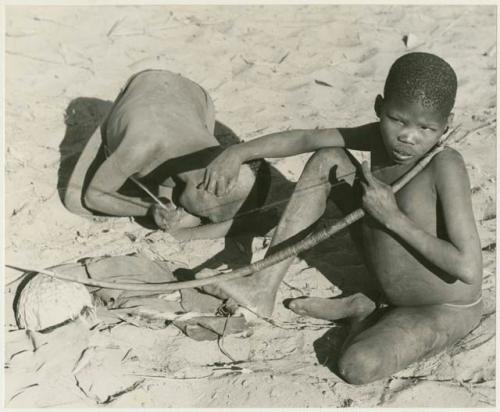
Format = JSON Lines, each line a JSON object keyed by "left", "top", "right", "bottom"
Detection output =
{"left": 84, "top": 149, "right": 153, "bottom": 217}
{"left": 203, "top": 122, "right": 377, "bottom": 195}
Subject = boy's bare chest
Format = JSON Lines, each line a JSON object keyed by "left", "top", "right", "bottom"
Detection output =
{"left": 372, "top": 163, "right": 437, "bottom": 228}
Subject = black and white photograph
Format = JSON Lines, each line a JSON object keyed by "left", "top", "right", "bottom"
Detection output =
{"left": 3, "top": 2, "right": 496, "bottom": 408}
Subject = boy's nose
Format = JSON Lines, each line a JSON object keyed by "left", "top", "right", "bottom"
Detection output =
{"left": 397, "top": 128, "right": 418, "bottom": 145}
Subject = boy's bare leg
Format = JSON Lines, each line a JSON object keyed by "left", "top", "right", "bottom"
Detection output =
{"left": 283, "top": 148, "right": 378, "bottom": 321}
{"left": 337, "top": 300, "right": 483, "bottom": 385}
{"left": 286, "top": 293, "right": 377, "bottom": 321}
{"left": 198, "top": 148, "right": 362, "bottom": 317}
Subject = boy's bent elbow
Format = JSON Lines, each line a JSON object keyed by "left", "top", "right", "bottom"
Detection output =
{"left": 458, "top": 270, "right": 476, "bottom": 285}
{"left": 83, "top": 187, "right": 103, "bottom": 212}
{"left": 457, "top": 259, "right": 482, "bottom": 285}
{"left": 62, "top": 185, "right": 83, "bottom": 214}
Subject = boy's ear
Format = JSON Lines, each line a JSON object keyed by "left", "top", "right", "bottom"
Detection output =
{"left": 374, "top": 95, "right": 384, "bottom": 118}
{"left": 446, "top": 112, "right": 454, "bottom": 129}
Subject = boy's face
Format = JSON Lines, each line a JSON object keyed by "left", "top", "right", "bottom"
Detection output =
{"left": 375, "top": 95, "right": 452, "bottom": 164}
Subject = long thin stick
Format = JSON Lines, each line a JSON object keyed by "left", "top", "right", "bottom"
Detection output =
{"left": 129, "top": 176, "right": 169, "bottom": 210}
{"left": 6, "top": 127, "right": 459, "bottom": 291}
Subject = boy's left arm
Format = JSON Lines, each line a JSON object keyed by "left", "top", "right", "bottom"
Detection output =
{"left": 361, "top": 149, "right": 482, "bottom": 284}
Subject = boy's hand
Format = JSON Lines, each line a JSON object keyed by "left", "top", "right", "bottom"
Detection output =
{"left": 150, "top": 200, "right": 183, "bottom": 231}
{"left": 202, "top": 146, "right": 242, "bottom": 196}
{"left": 360, "top": 161, "right": 401, "bottom": 228}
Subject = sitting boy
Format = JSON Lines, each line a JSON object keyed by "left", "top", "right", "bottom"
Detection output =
{"left": 62, "top": 69, "right": 280, "bottom": 236}
{"left": 200, "top": 52, "right": 483, "bottom": 384}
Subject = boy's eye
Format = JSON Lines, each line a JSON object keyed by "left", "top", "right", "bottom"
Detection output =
{"left": 421, "top": 126, "right": 436, "bottom": 132}
{"left": 388, "top": 115, "right": 404, "bottom": 125}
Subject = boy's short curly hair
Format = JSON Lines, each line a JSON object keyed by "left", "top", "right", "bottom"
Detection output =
{"left": 384, "top": 52, "right": 457, "bottom": 116}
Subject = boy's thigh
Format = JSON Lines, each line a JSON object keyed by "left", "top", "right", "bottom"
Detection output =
{"left": 338, "top": 303, "right": 482, "bottom": 384}
{"left": 307, "top": 148, "right": 363, "bottom": 214}
{"left": 313, "top": 148, "right": 363, "bottom": 248}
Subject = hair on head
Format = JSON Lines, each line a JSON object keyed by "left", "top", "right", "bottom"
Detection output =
{"left": 384, "top": 52, "right": 457, "bottom": 116}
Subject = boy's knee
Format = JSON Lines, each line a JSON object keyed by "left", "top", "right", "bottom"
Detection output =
{"left": 306, "top": 148, "right": 355, "bottom": 177}
{"left": 62, "top": 186, "right": 82, "bottom": 213}
{"left": 338, "top": 345, "right": 384, "bottom": 385}
{"left": 309, "top": 147, "right": 345, "bottom": 167}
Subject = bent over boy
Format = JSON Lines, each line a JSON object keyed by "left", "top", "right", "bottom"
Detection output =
{"left": 63, "top": 69, "right": 274, "bottom": 236}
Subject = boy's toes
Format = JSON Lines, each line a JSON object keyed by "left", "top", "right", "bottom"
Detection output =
{"left": 284, "top": 296, "right": 343, "bottom": 320}
{"left": 283, "top": 296, "right": 308, "bottom": 314}
{"left": 195, "top": 268, "right": 218, "bottom": 279}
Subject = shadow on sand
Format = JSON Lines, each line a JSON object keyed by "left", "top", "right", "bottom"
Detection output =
{"left": 57, "top": 97, "right": 114, "bottom": 210}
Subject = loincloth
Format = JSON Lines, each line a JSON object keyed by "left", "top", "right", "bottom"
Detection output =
{"left": 441, "top": 295, "right": 483, "bottom": 309}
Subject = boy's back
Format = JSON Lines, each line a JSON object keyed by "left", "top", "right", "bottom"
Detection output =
{"left": 104, "top": 69, "right": 217, "bottom": 176}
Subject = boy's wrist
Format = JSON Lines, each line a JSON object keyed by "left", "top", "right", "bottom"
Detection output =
{"left": 229, "top": 143, "right": 246, "bottom": 163}
{"left": 385, "top": 210, "right": 408, "bottom": 233}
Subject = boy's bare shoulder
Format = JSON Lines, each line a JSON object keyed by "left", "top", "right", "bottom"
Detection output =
{"left": 429, "top": 147, "right": 470, "bottom": 188}
{"left": 430, "top": 146, "right": 466, "bottom": 170}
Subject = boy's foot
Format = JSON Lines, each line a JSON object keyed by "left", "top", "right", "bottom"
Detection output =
{"left": 284, "top": 293, "right": 376, "bottom": 321}
{"left": 195, "top": 269, "right": 275, "bottom": 317}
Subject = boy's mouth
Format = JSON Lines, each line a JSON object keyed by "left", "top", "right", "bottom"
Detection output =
{"left": 392, "top": 148, "right": 413, "bottom": 161}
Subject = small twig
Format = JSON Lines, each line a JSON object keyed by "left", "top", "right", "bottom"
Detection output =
{"left": 377, "top": 377, "right": 394, "bottom": 405}
{"left": 72, "top": 346, "right": 95, "bottom": 375}
{"left": 116, "top": 315, "right": 142, "bottom": 328}
{"left": 236, "top": 303, "right": 333, "bottom": 331}
{"left": 6, "top": 31, "right": 37, "bottom": 38}
{"left": 217, "top": 315, "right": 237, "bottom": 363}
{"left": 314, "top": 79, "right": 333, "bottom": 87}
{"left": 282, "top": 280, "right": 305, "bottom": 294}
{"left": 6, "top": 50, "right": 61, "bottom": 65}
{"left": 436, "top": 13, "right": 464, "bottom": 37}
{"left": 9, "top": 383, "right": 39, "bottom": 402}
{"left": 278, "top": 51, "right": 290, "bottom": 64}
{"left": 470, "top": 120, "right": 496, "bottom": 134}
{"left": 102, "top": 379, "right": 145, "bottom": 405}
{"left": 33, "top": 16, "right": 73, "bottom": 28}
{"left": 483, "top": 43, "right": 496, "bottom": 56}
{"left": 454, "top": 121, "right": 495, "bottom": 144}
{"left": 121, "top": 348, "right": 133, "bottom": 362}
{"left": 127, "top": 372, "right": 214, "bottom": 380}
{"left": 9, "top": 349, "right": 29, "bottom": 361}
{"left": 107, "top": 18, "right": 125, "bottom": 37}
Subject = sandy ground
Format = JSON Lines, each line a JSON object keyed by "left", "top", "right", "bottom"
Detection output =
{"left": 3, "top": 4, "right": 496, "bottom": 408}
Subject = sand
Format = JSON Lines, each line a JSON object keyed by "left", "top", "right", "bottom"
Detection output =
{"left": 4, "top": 4, "right": 496, "bottom": 408}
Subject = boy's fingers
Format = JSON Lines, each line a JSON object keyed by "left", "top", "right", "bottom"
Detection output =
{"left": 361, "top": 161, "right": 376, "bottom": 185}
{"left": 196, "top": 268, "right": 216, "bottom": 279}
{"left": 207, "top": 171, "right": 219, "bottom": 192}
{"left": 203, "top": 169, "right": 212, "bottom": 190}
{"left": 215, "top": 177, "right": 227, "bottom": 196}
{"left": 360, "top": 180, "right": 368, "bottom": 193}
{"left": 361, "top": 161, "right": 371, "bottom": 177}
{"left": 227, "top": 178, "right": 237, "bottom": 193}
{"left": 207, "top": 178, "right": 216, "bottom": 194}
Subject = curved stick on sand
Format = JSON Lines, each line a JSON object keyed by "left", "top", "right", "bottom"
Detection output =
{"left": 6, "top": 127, "right": 459, "bottom": 292}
